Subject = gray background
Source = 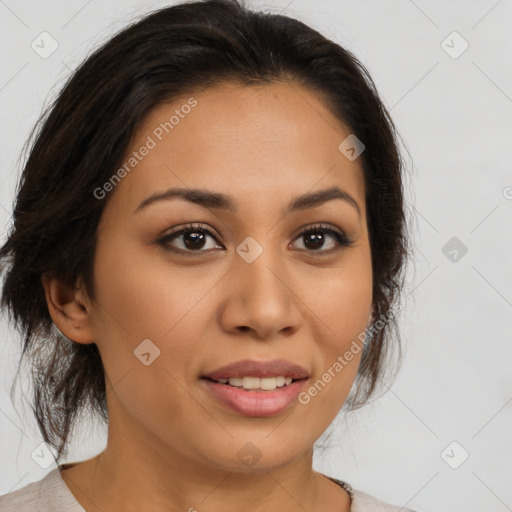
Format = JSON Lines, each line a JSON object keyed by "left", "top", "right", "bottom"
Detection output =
{"left": 1, "top": 1, "right": 511, "bottom": 511}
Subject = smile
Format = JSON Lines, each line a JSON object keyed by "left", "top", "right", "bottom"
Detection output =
{"left": 201, "top": 377, "right": 308, "bottom": 417}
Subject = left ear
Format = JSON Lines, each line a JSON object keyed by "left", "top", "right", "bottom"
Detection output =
{"left": 41, "top": 274, "right": 95, "bottom": 344}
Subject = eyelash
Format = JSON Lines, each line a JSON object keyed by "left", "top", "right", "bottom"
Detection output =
{"left": 156, "top": 222, "right": 354, "bottom": 255}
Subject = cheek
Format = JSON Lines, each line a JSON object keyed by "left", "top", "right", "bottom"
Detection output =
{"left": 88, "top": 240, "right": 213, "bottom": 425}
{"left": 91, "top": 233, "right": 200, "bottom": 339}
{"left": 305, "top": 249, "right": 373, "bottom": 345}
{"left": 89, "top": 236, "right": 217, "bottom": 379}
{"left": 297, "top": 251, "right": 372, "bottom": 412}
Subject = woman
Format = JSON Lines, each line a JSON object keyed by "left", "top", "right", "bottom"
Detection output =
{"left": 0, "top": 0, "right": 416, "bottom": 510}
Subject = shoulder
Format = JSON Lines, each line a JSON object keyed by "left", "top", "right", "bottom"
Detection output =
{"left": 0, "top": 473, "right": 45, "bottom": 511}
{"left": 327, "top": 476, "right": 418, "bottom": 512}
{"left": 351, "top": 487, "right": 419, "bottom": 512}
{"left": 0, "top": 468, "right": 85, "bottom": 512}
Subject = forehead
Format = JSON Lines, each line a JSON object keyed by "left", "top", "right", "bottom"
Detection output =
{"left": 108, "top": 81, "right": 366, "bottom": 219}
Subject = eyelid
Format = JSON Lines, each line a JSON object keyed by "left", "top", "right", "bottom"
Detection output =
{"left": 290, "top": 223, "right": 353, "bottom": 252}
{"left": 156, "top": 222, "right": 353, "bottom": 254}
{"left": 156, "top": 222, "right": 223, "bottom": 251}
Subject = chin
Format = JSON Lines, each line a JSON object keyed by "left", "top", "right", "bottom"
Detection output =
{"left": 200, "top": 435, "right": 309, "bottom": 473}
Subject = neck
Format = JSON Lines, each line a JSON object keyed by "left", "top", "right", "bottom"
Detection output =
{"left": 59, "top": 396, "right": 350, "bottom": 511}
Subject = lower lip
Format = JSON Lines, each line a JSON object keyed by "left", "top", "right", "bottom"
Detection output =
{"left": 201, "top": 378, "right": 308, "bottom": 417}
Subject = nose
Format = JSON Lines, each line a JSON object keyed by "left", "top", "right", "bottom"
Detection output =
{"left": 217, "top": 248, "right": 302, "bottom": 341}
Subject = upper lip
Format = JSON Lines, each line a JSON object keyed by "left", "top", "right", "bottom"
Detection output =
{"left": 202, "top": 359, "right": 309, "bottom": 381}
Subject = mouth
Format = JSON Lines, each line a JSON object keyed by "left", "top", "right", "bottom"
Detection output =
{"left": 200, "top": 377, "right": 309, "bottom": 417}
{"left": 200, "top": 358, "right": 310, "bottom": 417}
{"left": 202, "top": 375, "right": 307, "bottom": 392}
{"left": 202, "top": 358, "right": 309, "bottom": 382}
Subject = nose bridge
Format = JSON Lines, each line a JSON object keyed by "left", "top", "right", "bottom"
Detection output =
{"left": 225, "top": 233, "right": 300, "bottom": 336}
{"left": 218, "top": 218, "right": 303, "bottom": 341}
{"left": 234, "top": 234, "right": 288, "bottom": 304}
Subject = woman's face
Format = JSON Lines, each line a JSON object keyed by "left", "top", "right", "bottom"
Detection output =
{"left": 86, "top": 81, "right": 372, "bottom": 472}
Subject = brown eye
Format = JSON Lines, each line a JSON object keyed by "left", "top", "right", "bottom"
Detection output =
{"left": 157, "top": 223, "right": 222, "bottom": 253}
{"left": 157, "top": 222, "right": 353, "bottom": 256}
{"left": 292, "top": 224, "right": 353, "bottom": 253}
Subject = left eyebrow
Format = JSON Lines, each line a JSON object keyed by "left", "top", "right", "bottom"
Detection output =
{"left": 133, "top": 185, "right": 361, "bottom": 219}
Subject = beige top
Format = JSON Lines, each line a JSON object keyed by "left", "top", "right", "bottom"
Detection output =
{"left": 0, "top": 466, "right": 418, "bottom": 511}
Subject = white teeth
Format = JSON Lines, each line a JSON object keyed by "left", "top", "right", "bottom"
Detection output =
{"left": 259, "top": 377, "right": 277, "bottom": 391}
{"left": 243, "top": 376, "right": 261, "bottom": 389}
{"left": 214, "top": 376, "right": 295, "bottom": 390}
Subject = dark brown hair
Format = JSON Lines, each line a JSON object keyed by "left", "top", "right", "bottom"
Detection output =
{"left": 0, "top": 0, "right": 411, "bottom": 462}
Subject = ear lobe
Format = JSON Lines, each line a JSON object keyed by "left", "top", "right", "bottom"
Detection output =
{"left": 41, "top": 274, "right": 95, "bottom": 344}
